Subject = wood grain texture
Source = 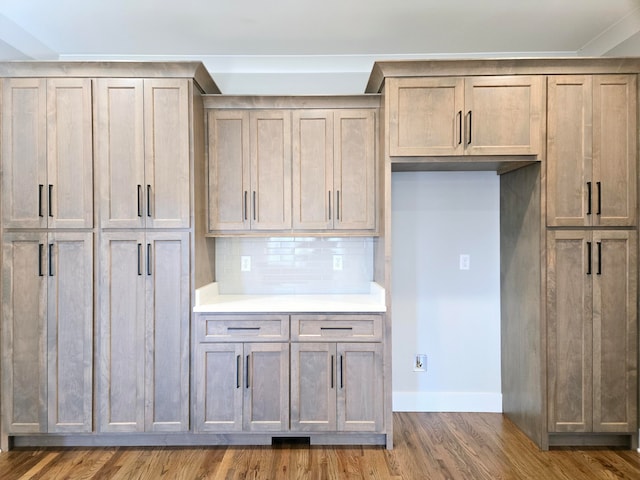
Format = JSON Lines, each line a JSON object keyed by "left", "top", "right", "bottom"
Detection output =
{"left": 2, "top": 413, "right": 640, "bottom": 479}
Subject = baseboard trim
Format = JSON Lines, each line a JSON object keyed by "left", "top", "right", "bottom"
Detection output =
{"left": 392, "top": 392, "right": 503, "bottom": 412}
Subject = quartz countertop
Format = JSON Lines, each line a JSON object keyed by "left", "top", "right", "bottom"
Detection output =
{"left": 194, "top": 282, "right": 386, "bottom": 313}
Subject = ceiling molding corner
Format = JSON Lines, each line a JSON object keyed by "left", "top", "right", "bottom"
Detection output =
{"left": 578, "top": 6, "right": 640, "bottom": 56}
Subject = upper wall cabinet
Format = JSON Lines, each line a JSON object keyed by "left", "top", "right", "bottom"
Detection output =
{"left": 208, "top": 110, "right": 292, "bottom": 232}
{"left": 96, "top": 78, "right": 191, "bottom": 229}
{"left": 2, "top": 78, "right": 93, "bottom": 229}
{"left": 547, "top": 75, "right": 637, "bottom": 227}
{"left": 387, "top": 76, "right": 544, "bottom": 157}
{"left": 292, "top": 109, "right": 376, "bottom": 231}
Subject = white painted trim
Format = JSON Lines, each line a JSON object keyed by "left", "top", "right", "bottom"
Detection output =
{"left": 579, "top": 6, "right": 640, "bottom": 56}
{"left": 392, "top": 392, "right": 503, "bottom": 413}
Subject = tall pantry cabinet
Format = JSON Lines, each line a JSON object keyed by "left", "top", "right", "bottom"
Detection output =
{"left": 0, "top": 63, "right": 219, "bottom": 449}
{"left": 1, "top": 77, "right": 94, "bottom": 434}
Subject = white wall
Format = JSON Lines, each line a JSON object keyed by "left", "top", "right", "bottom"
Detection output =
{"left": 391, "top": 171, "right": 502, "bottom": 412}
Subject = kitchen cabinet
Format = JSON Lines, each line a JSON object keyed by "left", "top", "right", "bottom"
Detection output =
{"left": 194, "top": 314, "right": 290, "bottom": 433}
{"left": 195, "top": 342, "right": 289, "bottom": 432}
{"left": 97, "top": 231, "right": 190, "bottom": 433}
{"left": 96, "top": 78, "right": 191, "bottom": 229}
{"left": 208, "top": 110, "right": 292, "bottom": 232}
{"left": 1, "top": 78, "right": 93, "bottom": 229}
{"left": 388, "top": 76, "right": 544, "bottom": 157}
{"left": 1, "top": 231, "right": 93, "bottom": 434}
{"left": 290, "top": 315, "right": 384, "bottom": 432}
{"left": 547, "top": 230, "right": 637, "bottom": 434}
{"left": 547, "top": 75, "right": 637, "bottom": 227}
{"left": 292, "top": 109, "right": 376, "bottom": 231}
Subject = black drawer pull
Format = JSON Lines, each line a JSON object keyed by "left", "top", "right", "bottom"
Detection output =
{"left": 320, "top": 327, "right": 354, "bottom": 331}
{"left": 227, "top": 327, "right": 261, "bottom": 331}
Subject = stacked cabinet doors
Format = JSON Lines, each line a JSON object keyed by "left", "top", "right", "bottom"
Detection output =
{"left": 1, "top": 78, "right": 94, "bottom": 433}
{"left": 546, "top": 75, "right": 638, "bottom": 440}
{"left": 290, "top": 315, "right": 383, "bottom": 433}
{"left": 194, "top": 315, "right": 290, "bottom": 432}
{"left": 96, "top": 79, "right": 192, "bottom": 433}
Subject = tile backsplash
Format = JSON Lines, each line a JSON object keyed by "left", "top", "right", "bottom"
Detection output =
{"left": 215, "top": 237, "right": 374, "bottom": 294}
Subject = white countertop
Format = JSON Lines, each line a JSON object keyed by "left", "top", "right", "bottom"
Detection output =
{"left": 194, "top": 282, "right": 386, "bottom": 313}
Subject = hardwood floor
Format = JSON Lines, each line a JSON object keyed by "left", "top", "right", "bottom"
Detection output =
{"left": 1, "top": 413, "right": 640, "bottom": 479}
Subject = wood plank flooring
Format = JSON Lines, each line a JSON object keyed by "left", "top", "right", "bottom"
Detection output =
{"left": 1, "top": 413, "right": 640, "bottom": 479}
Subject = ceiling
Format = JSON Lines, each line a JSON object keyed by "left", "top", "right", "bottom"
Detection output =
{"left": 1, "top": 0, "right": 640, "bottom": 93}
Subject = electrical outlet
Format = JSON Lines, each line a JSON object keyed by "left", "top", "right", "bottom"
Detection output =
{"left": 414, "top": 354, "right": 427, "bottom": 372}
{"left": 333, "top": 255, "right": 343, "bottom": 271}
{"left": 459, "top": 254, "right": 470, "bottom": 270}
{"left": 240, "top": 256, "right": 251, "bottom": 272}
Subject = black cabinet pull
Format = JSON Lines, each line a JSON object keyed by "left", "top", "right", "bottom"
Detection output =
{"left": 137, "top": 185, "right": 143, "bottom": 217}
{"left": 48, "top": 243, "right": 54, "bottom": 276}
{"left": 597, "top": 241, "right": 602, "bottom": 275}
{"left": 586, "top": 241, "right": 592, "bottom": 275}
{"left": 340, "top": 355, "right": 344, "bottom": 389}
{"left": 586, "top": 182, "right": 592, "bottom": 215}
{"left": 147, "top": 185, "right": 152, "bottom": 217}
{"left": 236, "top": 355, "right": 241, "bottom": 389}
{"left": 246, "top": 354, "right": 250, "bottom": 388}
{"left": 336, "top": 191, "right": 340, "bottom": 221}
{"left": 330, "top": 355, "right": 335, "bottom": 389}
{"left": 147, "top": 243, "right": 152, "bottom": 276}
{"left": 48, "top": 185, "right": 53, "bottom": 217}
{"left": 38, "top": 243, "right": 44, "bottom": 277}
{"left": 596, "top": 181, "right": 602, "bottom": 215}
{"left": 466, "top": 110, "right": 472, "bottom": 145}
{"left": 137, "top": 243, "right": 142, "bottom": 276}
{"left": 38, "top": 184, "right": 44, "bottom": 217}
{"left": 328, "top": 191, "right": 332, "bottom": 220}
{"left": 457, "top": 110, "right": 462, "bottom": 145}
{"left": 243, "top": 191, "right": 248, "bottom": 221}
{"left": 252, "top": 191, "right": 256, "bottom": 221}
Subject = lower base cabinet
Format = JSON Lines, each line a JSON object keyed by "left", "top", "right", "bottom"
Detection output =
{"left": 195, "top": 342, "right": 289, "bottom": 432}
{"left": 290, "top": 342, "right": 383, "bottom": 432}
{"left": 193, "top": 313, "right": 384, "bottom": 438}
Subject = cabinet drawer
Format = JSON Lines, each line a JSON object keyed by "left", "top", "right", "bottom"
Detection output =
{"left": 196, "top": 314, "right": 289, "bottom": 342}
{"left": 291, "top": 315, "right": 382, "bottom": 342}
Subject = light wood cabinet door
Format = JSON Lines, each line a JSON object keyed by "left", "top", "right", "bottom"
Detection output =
{"left": 388, "top": 77, "right": 464, "bottom": 156}
{"left": 592, "top": 75, "right": 637, "bottom": 227}
{"left": 547, "top": 230, "right": 637, "bottom": 434}
{"left": 46, "top": 79, "right": 93, "bottom": 229}
{"left": 1, "top": 78, "right": 47, "bottom": 229}
{"left": 194, "top": 343, "right": 244, "bottom": 432}
{"left": 337, "top": 343, "right": 383, "bottom": 432}
{"left": 334, "top": 110, "right": 376, "bottom": 230}
{"left": 243, "top": 342, "right": 289, "bottom": 432}
{"left": 547, "top": 230, "right": 593, "bottom": 432}
{"left": 144, "top": 231, "right": 190, "bottom": 432}
{"left": 290, "top": 343, "right": 337, "bottom": 432}
{"left": 208, "top": 110, "right": 251, "bottom": 231}
{"left": 592, "top": 231, "right": 637, "bottom": 432}
{"left": 547, "top": 75, "right": 636, "bottom": 227}
{"left": 143, "top": 79, "right": 191, "bottom": 229}
{"left": 250, "top": 110, "right": 292, "bottom": 231}
{"left": 97, "top": 79, "right": 190, "bottom": 229}
{"left": 46, "top": 232, "right": 93, "bottom": 433}
{"left": 1, "top": 232, "right": 47, "bottom": 433}
{"left": 547, "top": 76, "right": 593, "bottom": 227}
{"left": 96, "top": 79, "right": 146, "bottom": 229}
{"left": 464, "top": 76, "right": 544, "bottom": 156}
{"left": 98, "top": 232, "right": 146, "bottom": 432}
{"left": 292, "top": 110, "right": 333, "bottom": 230}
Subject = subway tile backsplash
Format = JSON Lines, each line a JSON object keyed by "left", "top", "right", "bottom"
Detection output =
{"left": 215, "top": 237, "right": 374, "bottom": 294}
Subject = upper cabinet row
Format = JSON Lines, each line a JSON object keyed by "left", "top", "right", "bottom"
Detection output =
{"left": 387, "top": 76, "right": 544, "bottom": 157}
{"left": 207, "top": 108, "right": 377, "bottom": 234}
{"left": 1, "top": 77, "right": 192, "bottom": 230}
